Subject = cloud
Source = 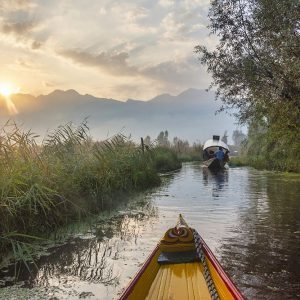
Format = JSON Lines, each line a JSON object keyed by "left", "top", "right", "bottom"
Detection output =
{"left": 15, "top": 58, "right": 34, "bottom": 69}
{"left": 0, "top": 0, "right": 49, "bottom": 50}
{"left": 31, "top": 40, "right": 42, "bottom": 49}
{"left": 0, "top": 19, "right": 43, "bottom": 49}
{"left": 2, "top": 20, "right": 37, "bottom": 35}
{"left": 58, "top": 49, "right": 138, "bottom": 77}
{"left": 0, "top": 0, "right": 46, "bottom": 50}
{"left": 125, "top": 7, "right": 148, "bottom": 23}
{"left": 111, "top": 55, "right": 212, "bottom": 98}
{"left": 0, "top": 0, "right": 214, "bottom": 99}
{"left": 0, "top": 0, "right": 36, "bottom": 11}
{"left": 158, "top": 0, "right": 210, "bottom": 9}
{"left": 158, "top": 0, "right": 175, "bottom": 8}
{"left": 160, "top": 10, "right": 206, "bottom": 41}
{"left": 142, "top": 56, "right": 206, "bottom": 86}
{"left": 58, "top": 45, "right": 210, "bottom": 96}
{"left": 43, "top": 81, "right": 57, "bottom": 88}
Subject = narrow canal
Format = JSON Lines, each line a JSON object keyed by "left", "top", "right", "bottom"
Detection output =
{"left": 1, "top": 162, "right": 300, "bottom": 299}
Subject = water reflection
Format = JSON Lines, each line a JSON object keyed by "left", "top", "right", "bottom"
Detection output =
{"left": 219, "top": 171, "right": 300, "bottom": 299}
{"left": 1, "top": 164, "right": 300, "bottom": 299}
{"left": 0, "top": 198, "right": 158, "bottom": 298}
{"left": 35, "top": 239, "right": 118, "bottom": 287}
{"left": 202, "top": 168, "right": 229, "bottom": 196}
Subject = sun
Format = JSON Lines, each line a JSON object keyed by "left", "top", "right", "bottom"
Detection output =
{"left": 0, "top": 83, "right": 19, "bottom": 97}
{"left": 0, "top": 82, "right": 19, "bottom": 114}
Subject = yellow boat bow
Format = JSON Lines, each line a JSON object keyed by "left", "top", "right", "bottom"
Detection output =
{"left": 119, "top": 215, "right": 244, "bottom": 300}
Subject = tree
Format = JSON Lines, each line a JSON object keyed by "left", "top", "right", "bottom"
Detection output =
{"left": 157, "top": 130, "right": 170, "bottom": 147}
{"left": 232, "top": 130, "right": 247, "bottom": 146}
{"left": 144, "top": 135, "right": 151, "bottom": 146}
{"left": 196, "top": 0, "right": 300, "bottom": 171}
{"left": 157, "top": 131, "right": 164, "bottom": 146}
{"left": 173, "top": 137, "right": 189, "bottom": 153}
{"left": 221, "top": 131, "right": 228, "bottom": 144}
{"left": 195, "top": 0, "right": 300, "bottom": 133}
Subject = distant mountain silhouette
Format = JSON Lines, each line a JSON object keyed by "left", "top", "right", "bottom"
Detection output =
{"left": 0, "top": 88, "right": 237, "bottom": 143}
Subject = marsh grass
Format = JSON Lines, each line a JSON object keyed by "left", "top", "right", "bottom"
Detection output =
{"left": 153, "top": 147, "right": 182, "bottom": 172}
{"left": 229, "top": 155, "right": 300, "bottom": 173}
{"left": 0, "top": 121, "right": 180, "bottom": 260}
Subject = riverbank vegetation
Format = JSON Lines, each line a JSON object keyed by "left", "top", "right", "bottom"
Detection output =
{"left": 196, "top": 0, "right": 300, "bottom": 172}
{"left": 0, "top": 122, "right": 181, "bottom": 258}
{"left": 230, "top": 122, "right": 300, "bottom": 172}
{"left": 144, "top": 130, "right": 203, "bottom": 162}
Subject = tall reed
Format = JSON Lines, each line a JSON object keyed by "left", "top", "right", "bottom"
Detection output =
{"left": 0, "top": 121, "right": 180, "bottom": 258}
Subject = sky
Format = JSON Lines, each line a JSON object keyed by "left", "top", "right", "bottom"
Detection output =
{"left": 0, "top": 0, "right": 215, "bottom": 100}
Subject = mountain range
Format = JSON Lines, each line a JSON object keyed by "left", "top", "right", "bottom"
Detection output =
{"left": 0, "top": 88, "right": 239, "bottom": 144}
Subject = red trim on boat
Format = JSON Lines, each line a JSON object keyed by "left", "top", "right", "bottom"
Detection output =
{"left": 119, "top": 244, "right": 160, "bottom": 300}
{"left": 202, "top": 239, "right": 244, "bottom": 300}
{"left": 119, "top": 228, "right": 244, "bottom": 300}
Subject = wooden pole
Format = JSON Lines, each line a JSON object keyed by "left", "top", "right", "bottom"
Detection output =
{"left": 141, "top": 137, "right": 144, "bottom": 153}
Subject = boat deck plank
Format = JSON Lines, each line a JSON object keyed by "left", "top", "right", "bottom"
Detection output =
{"left": 146, "top": 262, "right": 211, "bottom": 300}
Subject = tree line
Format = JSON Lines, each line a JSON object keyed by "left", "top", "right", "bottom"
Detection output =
{"left": 143, "top": 129, "right": 247, "bottom": 161}
{"left": 143, "top": 130, "right": 203, "bottom": 161}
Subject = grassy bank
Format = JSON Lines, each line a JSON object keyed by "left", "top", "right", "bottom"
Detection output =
{"left": 229, "top": 122, "right": 300, "bottom": 173}
{"left": 177, "top": 152, "right": 202, "bottom": 162}
{"left": 228, "top": 156, "right": 249, "bottom": 168}
{"left": 0, "top": 122, "right": 181, "bottom": 257}
{"left": 229, "top": 156, "right": 300, "bottom": 173}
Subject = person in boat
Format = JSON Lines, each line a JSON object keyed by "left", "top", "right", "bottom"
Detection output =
{"left": 203, "top": 149, "right": 209, "bottom": 160}
{"left": 214, "top": 146, "right": 225, "bottom": 161}
{"left": 224, "top": 150, "right": 230, "bottom": 162}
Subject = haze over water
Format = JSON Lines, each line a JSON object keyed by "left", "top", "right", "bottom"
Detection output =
{"left": 1, "top": 163, "right": 300, "bottom": 299}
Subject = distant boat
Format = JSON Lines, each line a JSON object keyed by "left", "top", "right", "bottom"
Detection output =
{"left": 119, "top": 214, "right": 244, "bottom": 300}
{"left": 202, "top": 135, "right": 230, "bottom": 170}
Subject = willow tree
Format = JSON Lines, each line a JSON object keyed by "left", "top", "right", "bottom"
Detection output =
{"left": 196, "top": 0, "right": 300, "bottom": 170}
{"left": 196, "top": 0, "right": 300, "bottom": 134}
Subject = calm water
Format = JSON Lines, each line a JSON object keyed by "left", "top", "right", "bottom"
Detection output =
{"left": 1, "top": 163, "right": 300, "bottom": 299}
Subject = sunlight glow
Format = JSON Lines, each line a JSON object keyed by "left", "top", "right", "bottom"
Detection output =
{"left": 0, "top": 83, "right": 19, "bottom": 97}
{"left": 0, "top": 82, "right": 19, "bottom": 114}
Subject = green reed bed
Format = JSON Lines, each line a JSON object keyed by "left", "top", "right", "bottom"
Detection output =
{"left": 152, "top": 147, "right": 182, "bottom": 172}
{"left": 229, "top": 156, "right": 300, "bottom": 173}
{"left": 176, "top": 151, "right": 203, "bottom": 162}
{"left": 0, "top": 122, "right": 181, "bottom": 258}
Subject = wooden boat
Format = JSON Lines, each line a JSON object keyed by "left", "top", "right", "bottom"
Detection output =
{"left": 119, "top": 215, "right": 244, "bottom": 300}
{"left": 203, "top": 136, "right": 229, "bottom": 171}
{"left": 202, "top": 157, "right": 225, "bottom": 170}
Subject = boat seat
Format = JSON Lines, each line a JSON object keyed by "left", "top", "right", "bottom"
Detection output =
{"left": 158, "top": 250, "right": 200, "bottom": 264}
